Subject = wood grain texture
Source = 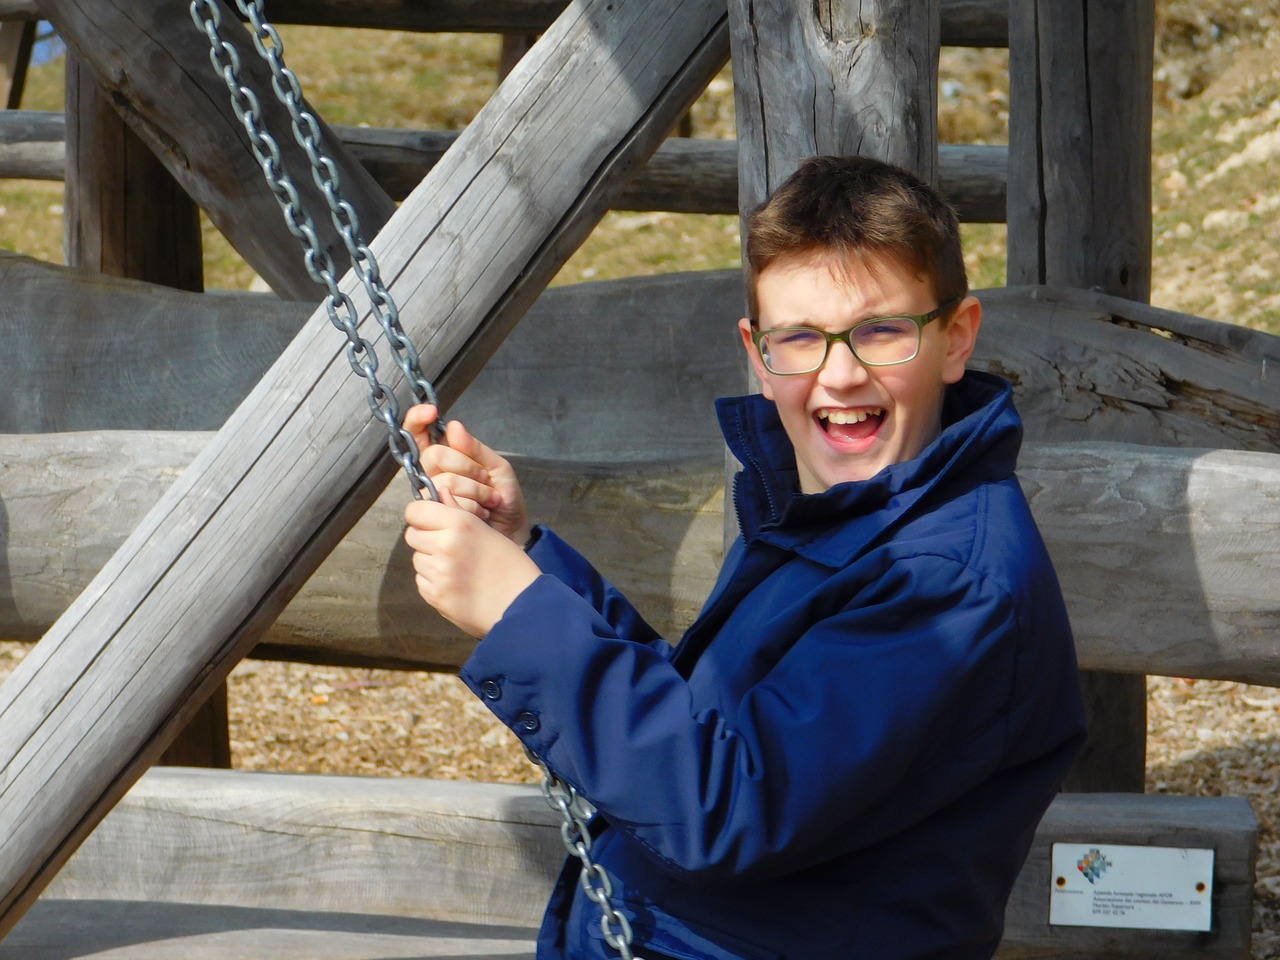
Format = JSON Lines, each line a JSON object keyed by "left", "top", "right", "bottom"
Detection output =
{"left": 5, "top": 432, "right": 1277, "bottom": 686}
{"left": 41, "top": 0, "right": 396, "bottom": 299}
{"left": 175, "top": 0, "right": 1007, "bottom": 45}
{"left": 0, "top": 0, "right": 731, "bottom": 939}
{"left": 1, "top": 274, "right": 1276, "bottom": 678}
{"left": 729, "top": 0, "right": 941, "bottom": 217}
{"left": 0, "top": 113, "right": 1009, "bottom": 220}
{"left": 0, "top": 110, "right": 62, "bottom": 180}
{"left": 0, "top": 769, "right": 1254, "bottom": 959}
{"left": 1007, "top": 0, "right": 1156, "bottom": 300}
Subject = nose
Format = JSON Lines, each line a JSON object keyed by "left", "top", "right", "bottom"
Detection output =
{"left": 817, "top": 339, "right": 869, "bottom": 388}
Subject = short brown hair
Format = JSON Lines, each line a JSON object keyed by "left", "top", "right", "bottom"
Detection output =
{"left": 745, "top": 156, "right": 967, "bottom": 315}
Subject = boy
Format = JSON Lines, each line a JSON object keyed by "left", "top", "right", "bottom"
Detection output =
{"left": 403, "top": 155, "right": 1086, "bottom": 959}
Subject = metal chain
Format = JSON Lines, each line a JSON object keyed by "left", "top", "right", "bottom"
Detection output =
{"left": 189, "top": 0, "right": 439, "bottom": 500}
{"left": 190, "top": 5, "right": 641, "bottom": 958}
{"left": 526, "top": 749, "right": 641, "bottom": 960}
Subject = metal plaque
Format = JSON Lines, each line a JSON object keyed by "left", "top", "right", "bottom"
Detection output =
{"left": 1049, "top": 843, "right": 1214, "bottom": 931}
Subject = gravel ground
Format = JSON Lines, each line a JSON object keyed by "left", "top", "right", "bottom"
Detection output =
{"left": 3, "top": 642, "right": 1275, "bottom": 955}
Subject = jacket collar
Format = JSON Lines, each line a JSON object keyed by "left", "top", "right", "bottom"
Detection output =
{"left": 716, "top": 371, "right": 1022, "bottom": 567}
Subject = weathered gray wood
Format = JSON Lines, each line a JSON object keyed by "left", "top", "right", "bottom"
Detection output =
{"left": 0, "top": 769, "right": 1255, "bottom": 959}
{"left": 1007, "top": 1, "right": 1155, "bottom": 300}
{"left": 0, "top": 112, "right": 1009, "bottom": 220}
{"left": 1006, "top": 0, "right": 1159, "bottom": 793}
{"left": 62, "top": 54, "right": 225, "bottom": 767}
{"left": 4, "top": 265, "right": 1275, "bottom": 445}
{"left": 4, "top": 431, "right": 1277, "bottom": 686}
{"left": 0, "top": 111, "right": 62, "bottom": 180}
{"left": 0, "top": 263, "right": 1273, "bottom": 447}
{"left": 0, "top": 3, "right": 37, "bottom": 21}
{"left": 63, "top": 57, "right": 204, "bottom": 293}
{"left": 729, "top": 0, "right": 941, "bottom": 218}
{"left": 41, "top": 0, "right": 396, "bottom": 299}
{"left": 0, "top": 0, "right": 732, "bottom": 940}
{"left": 207, "top": 0, "right": 1007, "bottom": 46}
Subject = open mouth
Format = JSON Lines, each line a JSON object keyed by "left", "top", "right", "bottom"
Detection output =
{"left": 817, "top": 407, "right": 885, "bottom": 442}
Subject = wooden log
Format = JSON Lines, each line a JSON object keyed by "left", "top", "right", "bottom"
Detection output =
{"left": 41, "top": 0, "right": 396, "bottom": 299}
{"left": 0, "top": 261, "right": 1274, "bottom": 447}
{"left": 0, "top": 111, "right": 62, "bottom": 180}
{"left": 0, "top": 3, "right": 37, "bottom": 22}
{"left": 1007, "top": 0, "right": 1158, "bottom": 793}
{"left": 212, "top": 0, "right": 1008, "bottom": 46}
{"left": 4, "top": 431, "right": 1278, "bottom": 686}
{"left": 0, "top": 0, "right": 732, "bottom": 939}
{"left": 0, "top": 111, "right": 1009, "bottom": 221}
{"left": 0, "top": 768, "right": 1255, "bottom": 960}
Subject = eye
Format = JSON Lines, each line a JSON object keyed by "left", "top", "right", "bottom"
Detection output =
{"left": 769, "top": 328, "right": 825, "bottom": 347}
{"left": 854, "top": 318, "right": 913, "bottom": 342}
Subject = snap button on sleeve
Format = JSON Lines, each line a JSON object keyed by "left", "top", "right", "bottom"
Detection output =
{"left": 479, "top": 678, "right": 503, "bottom": 701}
{"left": 515, "top": 711, "right": 541, "bottom": 733}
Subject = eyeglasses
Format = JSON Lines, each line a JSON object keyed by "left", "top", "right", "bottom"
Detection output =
{"left": 750, "top": 298, "right": 961, "bottom": 375}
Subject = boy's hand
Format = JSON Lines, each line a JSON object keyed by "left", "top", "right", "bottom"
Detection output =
{"left": 403, "top": 491, "right": 540, "bottom": 637}
{"left": 403, "top": 404, "right": 532, "bottom": 545}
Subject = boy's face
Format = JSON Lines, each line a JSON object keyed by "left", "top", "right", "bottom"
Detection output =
{"left": 739, "top": 251, "right": 980, "bottom": 494}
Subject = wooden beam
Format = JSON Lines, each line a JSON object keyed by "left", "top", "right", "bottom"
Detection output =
{"left": 0, "top": 0, "right": 732, "bottom": 939}
{"left": 4, "top": 430, "right": 1277, "bottom": 687}
{"left": 213, "top": 0, "right": 1008, "bottom": 46}
{"left": 3, "top": 261, "right": 1274, "bottom": 443}
{"left": 1007, "top": 0, "right": 1159, "bottom": 794}
{"left": 0, "top": 112, "right": 1010, "bottom": 221}
{"left": 0, "top": 110, "right": 61, "bottom": 179}
{"left": 729, "top": 0, "right": 942, "bottom": 215}
{"left": 0, "top": 19, "right": 33, "bottom": 108}
{"left": 3, "top": 768, "right": 1255, "bottom": 960}
{"left": 62, "top": 53, "right": 224, "bottom": 768}
{"left": 41, "top": 0, "right": 396, "bottom": 299}
{"left": 0, "top": 3, "right": 38, "bottom": 22}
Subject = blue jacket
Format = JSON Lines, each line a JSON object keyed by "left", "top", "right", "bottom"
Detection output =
{"left": 460, "top": 371, "right": 1086, "bottom": 960}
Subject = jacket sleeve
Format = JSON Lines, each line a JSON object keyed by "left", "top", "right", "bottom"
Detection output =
{"left": 523, "top": 525, "right": 666, "bottom": 652}
{"left": 460, "top": 550, "right": 1046, "bottom": 883}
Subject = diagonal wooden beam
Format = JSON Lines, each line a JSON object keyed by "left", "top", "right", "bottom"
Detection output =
{"left": 39, "top": 0, "right": 396, "bottom": 299}
{"left": 0, "top": 0, "right": 731, "bottom": 938}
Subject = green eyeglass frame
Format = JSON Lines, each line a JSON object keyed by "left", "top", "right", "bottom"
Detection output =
{"left": 750, "top": 297, "right": 962, "bottom": 375}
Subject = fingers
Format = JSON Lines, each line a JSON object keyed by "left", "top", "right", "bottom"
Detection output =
{"left": 403, "top": 404, "right": 441, "bottom": 453}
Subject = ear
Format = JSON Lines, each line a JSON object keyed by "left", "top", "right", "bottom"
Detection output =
{"left": 941, "top": 295, "right": 982, "bottom": 384}
{"left": 738, "top": 317, "right": 775, "bottom": 400}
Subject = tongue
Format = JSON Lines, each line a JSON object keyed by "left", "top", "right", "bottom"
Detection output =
{"left": 826, "top": 413, "right": 882, "bottom": 442}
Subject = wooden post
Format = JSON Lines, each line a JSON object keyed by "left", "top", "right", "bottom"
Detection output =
{"left": 0, "top": 19, "right": 34, "bottom": 109}
{"left": 729, "top": 0, "right": 940, "bottom": 217}
{"left": 63, "top": 54, "right": 225, "bottom": 767}
{"left": 0, "top": 0, "right": 731, "bottom": 938}
{"left": 1007, "top": 1, "right": 1156, "bottom": 793}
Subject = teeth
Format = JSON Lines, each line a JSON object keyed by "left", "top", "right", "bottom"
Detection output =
{"left": 819, "top": 408, "right": 883, "bottom": 424}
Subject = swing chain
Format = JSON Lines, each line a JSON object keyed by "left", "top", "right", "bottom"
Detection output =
{"left": 192, "top": 7, "right": 638, "bottom": 956}
{"left": 526, "top": 749, "right": 641, "bottom": 960}
{"left": 189, "top": 0, "right": 439, "bottom": 500}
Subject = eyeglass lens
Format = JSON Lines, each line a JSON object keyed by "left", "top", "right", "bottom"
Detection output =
{"left": 760, "top": 317, "right": 919, "bottom": 373}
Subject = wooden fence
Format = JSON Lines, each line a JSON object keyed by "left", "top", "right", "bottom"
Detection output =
{"left": 0, "top": 0, "right": 1276, "bottom": 957}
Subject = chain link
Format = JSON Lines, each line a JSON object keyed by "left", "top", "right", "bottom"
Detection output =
{"left": 526, "top": 749, "right": 641, "bottom": 959}
{"left": 189, "top": 0, "right": 439, "bottom": 500}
